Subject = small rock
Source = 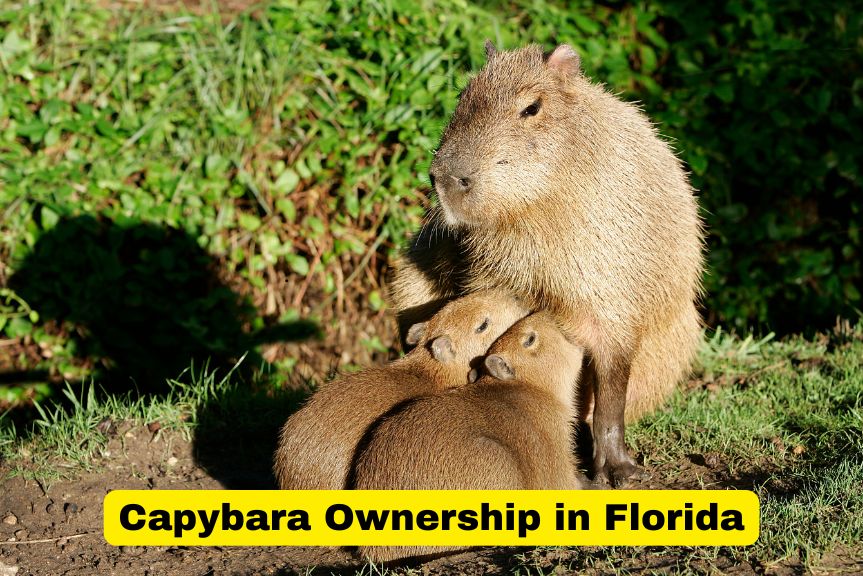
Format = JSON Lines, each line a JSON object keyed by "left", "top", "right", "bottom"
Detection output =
{"left": 0, "top": 560, "right": 20, "bottom": 576}
{"left": 96, "top": 417, "right": 114, "bottom": 435}
{"left": 166, "top": 456, "right": 178, "bottom": 467}
{"left": 45, "top": 502, "right": 57, "bottom": 515}
{"left": 120, "top": 545, "right": 144, "bottom": 556}
{"left": 792, "top": 445, "right": 806, "bottom": 456}
{"left": 64, "top": 503, "right": 79, "bottom": 515}
{"left": 2, "top": 514, "right": 17, "bottom": 526}
{"left": 704, "top": 452, "right": 722, "bottom": 469}
{"left": 13, "top": 529, "right": 27, "bottom": 540}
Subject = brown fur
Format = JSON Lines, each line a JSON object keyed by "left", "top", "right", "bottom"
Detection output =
{"left": 353, "top": 312, "right": 584, "bottom": 562}
{"left": 388, "top": 43, "right": 704, "bottom": 485}
{"left": 273, "top": 289, "right": 528, "bottom": 490}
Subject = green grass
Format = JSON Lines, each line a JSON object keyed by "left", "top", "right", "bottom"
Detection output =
{"left": 0, "top": 355, "right": 311, "bottom": 486}
{"left": 625, "top": 325, "right": 863, "bottom": 570}
{"left": 3, "top": 327, "right": 861, "bottom": 570}
{"left": 4, "top": 0, "right": 858, "bottom": 408}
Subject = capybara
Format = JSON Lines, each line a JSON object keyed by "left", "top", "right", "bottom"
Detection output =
{"left": 353, "top": 312, "right": 584, "bottom": 562}
{"left": 273, "top": 289, "right": 528, "bottom": 489}
{"left": 388, "top": 42, "right": 704, "bottom": 485}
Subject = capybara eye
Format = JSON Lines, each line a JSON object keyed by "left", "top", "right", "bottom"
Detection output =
{"left": 475, "top": 318, "right": 490, "bottom": 333}
{"left": 520, "top": 99, "right": 541, "bottom": 118}
{"left": 523, "top": 332, "right": 537, "bottom": 347}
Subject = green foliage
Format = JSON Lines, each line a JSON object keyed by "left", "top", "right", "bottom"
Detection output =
{"left": 1, "top": 0, "right": 861, "bottom": 400}
{"left": 0, "top": 0, "right": 674, "bottom": 399}
{"left": 647, "top": 0, "right": 863, "bottom": 331}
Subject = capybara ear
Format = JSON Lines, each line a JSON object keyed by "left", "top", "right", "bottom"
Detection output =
{"left": 545, "top": 44, "right": 581, "bottom": 77}
{"left": 484, "top": 39, "right": 497, "bottom": 60}
{"left": 468, "top": 368, "right": 479, "bottom": 383}
{"left": 405, "top": 322, "right": 428, "bottom": 346}
{"left": 485, "top": 354, "right": 515, "bottom": 380}
{"left": 430, "top": 335, "right": 456, "bottom": 363}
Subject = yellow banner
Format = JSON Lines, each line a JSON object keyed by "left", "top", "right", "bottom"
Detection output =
{"left": 103, "top": 490, "right": 759, "bottom": 546}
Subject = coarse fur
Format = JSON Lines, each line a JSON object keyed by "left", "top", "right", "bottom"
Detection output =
{"left": 388, "top": 42, "right": 704, "bottom": 485}
{"left": 353, "top": 312, "right": 584, "bottom": 563}
{"left": 273, "top": 289, "right": 528, "bottom": 490}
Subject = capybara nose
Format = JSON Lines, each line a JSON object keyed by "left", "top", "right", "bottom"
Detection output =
{"left": 431, "top": 154, "right": 474, "bottom": 196}
{"left": 433, "top": 169, "right": 473, "bottom": 196}
{"left": 450, "top": 175, "right": 471, "bottom": 192}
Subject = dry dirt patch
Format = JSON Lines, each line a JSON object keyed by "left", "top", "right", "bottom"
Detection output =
{"left": 0, "top": 425, "right": 355, "bottom": 575}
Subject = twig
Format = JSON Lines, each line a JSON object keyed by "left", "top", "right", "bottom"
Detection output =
{"left": 313, "top": 227, "right": 388, "bottom": 315}
{"left": 291, "top": 239, "right": 324, "bottom": 309}
{"left": 0, "top": 532, "right": 91, "bottom": 545}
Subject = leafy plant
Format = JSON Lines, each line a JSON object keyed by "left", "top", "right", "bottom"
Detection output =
{"left": 1, "top": 0, "right": 860, "bottom": 406}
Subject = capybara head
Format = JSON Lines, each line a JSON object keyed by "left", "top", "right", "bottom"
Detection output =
{"left": 429, "top": 43, "right": 582, "bottom": 228}
{"left": 405, "top": 289, "right": 529, "bottom": 379}
{"left": 482, "top": 311, "right": 584, "bottom": 402}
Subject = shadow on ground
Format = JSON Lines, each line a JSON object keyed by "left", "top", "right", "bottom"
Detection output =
{"left": 5, "top": 214, "right": 318, "bottom": 487}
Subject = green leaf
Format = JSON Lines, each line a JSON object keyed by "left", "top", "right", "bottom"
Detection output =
{"left": 368, "top": 290, "right": 384, "bottom": 311}
{"left": 238, "top": 212, "right": 262, "bottom": 232}
{"left": 1, "top": 30, "right": 31, "bottom": 57}
{"left": 276, "top": 198, "right": 296, "bottom": 222}
{"left": 687, "top": 153, "right": 709, "bottom": 175}
{"left": 40, "top": 206, "right": 60, "bottom": 230}
{"left": 130, "top": 41, "right": 161, "bottom": 60}
{"left": 273, "top": 168, "right": 300, "bottom": 194}
{"left": 285, "top": 254, "right": 309, "bottom": 276}
{"left": 573, "top": 14, "right": 600, "bottom": 35}
{"left": 714, "top": 83, "right": 734, "bottom": 104}
{"left": 304, "top": 216, "right": 325, "bottom": 237}
{"left": 639, "top": 45, "right": 657, "bottom": 73}
{"left": 6, "top": 316, "right": 32, "bottom": 337}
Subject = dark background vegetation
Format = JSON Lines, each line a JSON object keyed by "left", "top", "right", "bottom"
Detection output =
{"left": 1, "top": 0, "right": 861, "bottom": 406}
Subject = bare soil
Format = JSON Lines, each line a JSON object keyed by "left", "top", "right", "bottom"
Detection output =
{"left": 0, "top": 424, "right": 355, "bottom": 576}
{"left": 4, "top": 422, "right": 854, "bottom": 575}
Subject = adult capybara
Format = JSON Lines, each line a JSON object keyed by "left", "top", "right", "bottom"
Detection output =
{"left": 388, "top": 42, "right": 704, "bottom": 485}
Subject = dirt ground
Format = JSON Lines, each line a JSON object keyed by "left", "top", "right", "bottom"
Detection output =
{"left": 4, "top": 423, "right": 858, "bottom": 576}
